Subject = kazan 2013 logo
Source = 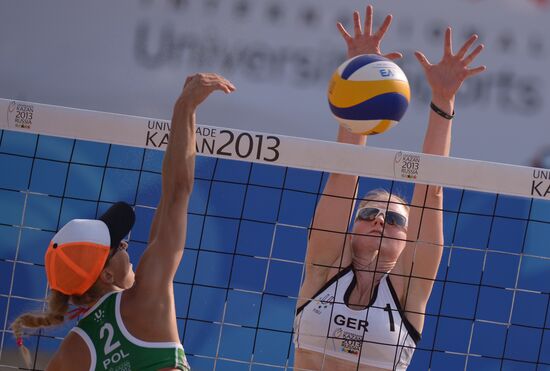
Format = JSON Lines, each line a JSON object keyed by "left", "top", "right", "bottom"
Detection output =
{"left": 6, "top": 101, "right": 34, "bottom": 129}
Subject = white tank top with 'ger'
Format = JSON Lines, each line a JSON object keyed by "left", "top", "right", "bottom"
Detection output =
{"left": 294, "top": 266, "right": 421, "bottom": 370}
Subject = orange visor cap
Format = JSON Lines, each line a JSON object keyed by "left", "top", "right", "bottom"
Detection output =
{"left": 44, "top": 202, "right": 135, "bottom": 296}
{"left": 45, "top": 219, "right": 111, "bottom": 296}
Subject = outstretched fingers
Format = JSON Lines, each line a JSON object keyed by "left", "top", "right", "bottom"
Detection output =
{"left": 364, "top": 5, "right": 373, "bottom": 36}
{"left": 444, "top": 27, "right": 453, "bottom": 56}
{"left": 336, "top": 5, "right": 401, "bottom": 59}
{"left": 336, "top": 22, "right": 352, "bottom": 43}
{"left": 353, "top": 11, "right": 363, "bottom": 38}
{"left": 414, "top": 51, "right": 432, "bottom": 70}
{"left": 466, "top": 65, "right": 487, "bottom": 78}
{"left": 463, "top": 44, "right": 484, "bottom": 66}
{"left": 456, "top": 34, "right": 479, "bottom": 59}
{"left": 374, "top": 14, "right": 393, "bottom": 41}
{"left": 383, "top": 52, "right": 403, "bottom": 60}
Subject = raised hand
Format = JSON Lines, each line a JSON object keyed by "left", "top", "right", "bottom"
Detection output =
{"left": 415, "top": 28, "right": 486, "bottom": 102}
{"left": 337, "top": 5, "right": 402, "bottom": 60}
{"left": 178, "top": 73, "right": 236, "bottom": 110}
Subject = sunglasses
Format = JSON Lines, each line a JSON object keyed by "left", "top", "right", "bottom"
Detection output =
{"left": 355, "top": 207, "right": 408, "bottom": 228}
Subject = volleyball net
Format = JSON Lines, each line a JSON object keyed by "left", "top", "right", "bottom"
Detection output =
{"left": 0, "top": 99, "right": 549, "bottom": 370}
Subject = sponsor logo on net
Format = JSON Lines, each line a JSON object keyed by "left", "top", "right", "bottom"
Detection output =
{"left": 394, "top": 151, "right": 420, "bottom": 180}
{"left": 144, "top": 119, "right": 281, "bottom": 162}
{"left": 5, "top": 101, "right": 34, "bottom": 130}
{"left": 531, "top": 169, "right": 550, "bottom": 197}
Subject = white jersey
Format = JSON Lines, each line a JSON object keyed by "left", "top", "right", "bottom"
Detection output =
{"left": 294, "top": 266, "right": 420, "bottom": 370}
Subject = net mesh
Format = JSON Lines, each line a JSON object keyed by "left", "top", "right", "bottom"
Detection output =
{"left": 0, "top": 103, "right": 550, "bottom": 370}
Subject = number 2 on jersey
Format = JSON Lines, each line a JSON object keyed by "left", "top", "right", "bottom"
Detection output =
{"left": 100, "top": 323, "right": 121, "bottom": 355}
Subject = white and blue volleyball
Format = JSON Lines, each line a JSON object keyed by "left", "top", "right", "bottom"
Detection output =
{"left": 328, "top": 54, "right": 410, "bottom": 135}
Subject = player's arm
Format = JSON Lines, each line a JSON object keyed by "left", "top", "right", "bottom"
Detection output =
{"left": 300, "top": 5, "right": 402, "bottom": 301}
{"left": 134, "top": 74, "right": 235, "bottom": 292}
{"left": 304, "top": 127, "right": 364, "bottom": 288}
{"left": 393, "top": 28, "right": 485, "bottom": 329}
{"left": 46, "top": 352, "right": 64, "bottom": 371}
{"left": 46, "top": 332, "right": 91, "bottom": 371}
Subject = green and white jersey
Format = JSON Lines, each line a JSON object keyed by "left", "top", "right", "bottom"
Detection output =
{"left": 71, "top": 291, "right": 190, "bottom": 371}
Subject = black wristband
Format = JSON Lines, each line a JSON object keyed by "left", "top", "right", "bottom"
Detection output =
{"left": 430, "top": 101, "right": 455, "bottom": 120}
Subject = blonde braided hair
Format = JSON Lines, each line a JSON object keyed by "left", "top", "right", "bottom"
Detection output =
{"left": 10, "top": 282, "right": 104, "bottom": 368}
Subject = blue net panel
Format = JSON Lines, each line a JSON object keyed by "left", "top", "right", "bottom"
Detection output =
{"left": 0, "top": 129, "right": 549, "bottom": 370}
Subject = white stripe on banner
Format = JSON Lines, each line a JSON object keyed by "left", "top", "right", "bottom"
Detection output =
{"left": 1, "top": 98, "right": 548, "bottom": 200}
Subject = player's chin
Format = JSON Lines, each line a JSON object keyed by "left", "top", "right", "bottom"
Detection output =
{"left": 352, "top": 237, "right": 381, "bottom": 256}
{"left": 380, "top": 243, "right": 405, "bottom": 261}
{"left": 123, "top": 269, "right": 136, "bottom": 289}
{"left": 362, "top": 236, "right": 385, "bottom": 249}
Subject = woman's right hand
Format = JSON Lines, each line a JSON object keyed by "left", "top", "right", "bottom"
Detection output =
{"left": 177, "top": 73, "right": 236, "bottom": 111}
{"left": 337, "top": 4, "right": 402, "bottom": 60}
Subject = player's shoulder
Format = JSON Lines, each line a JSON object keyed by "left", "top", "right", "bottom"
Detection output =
{"left": 46, "top": 330, "right": 91, "bottom": 371}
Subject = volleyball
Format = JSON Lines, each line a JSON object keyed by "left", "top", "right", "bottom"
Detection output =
{"left": 328, "top": 54, "right": 410, "bottom": 135}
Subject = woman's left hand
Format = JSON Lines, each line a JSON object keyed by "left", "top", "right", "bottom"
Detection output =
{"left": 337, "top": 5, "right": 402, "bottom": 60}
{"left": 415, "top": 27, "right": 486, "bottom": 102}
